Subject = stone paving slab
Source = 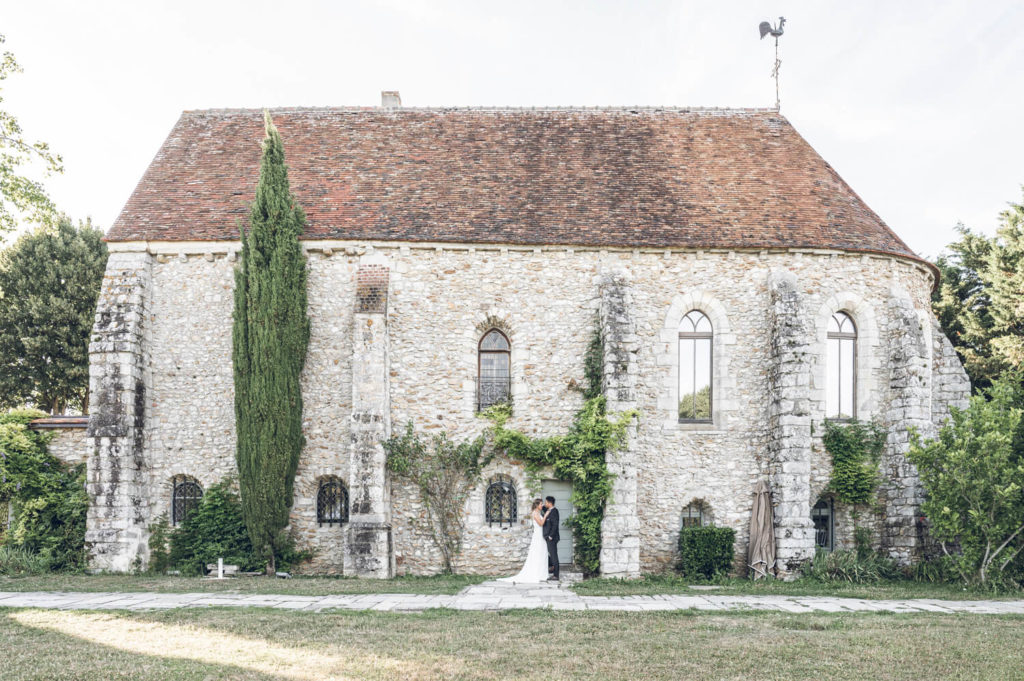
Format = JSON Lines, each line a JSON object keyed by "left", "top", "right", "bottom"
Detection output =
{"left": 2, "top": 581, "right": 1023, "bottom": 615}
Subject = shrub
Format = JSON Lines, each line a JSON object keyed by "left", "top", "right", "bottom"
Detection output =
{"left": 677, "top": 526, "right": 735, "bottom": 579}
{"left": 808, "top": 549, "right": 901, "bottom": 584}
{"left": 908, "top": 374, "right": 1024, "bottom": 587}
{"left": 147, "top": 515, "right": 172, "bottom": 575}
{"left": 0, "top": 545, "right": 51, "bottom": 575}
{"left": 822, "top": 420, "right": 885, "bottom": 505}
{"left": 168, "top": 480, "right": 263, "bottom": 576}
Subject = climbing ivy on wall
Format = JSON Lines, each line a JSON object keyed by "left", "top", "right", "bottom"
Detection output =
{"left": 822, "top": 419, "right": 886, "bottom": 505}
{"left": 232, "top": 111, "right": 310, "bottom": 575}
{"left": 484, "top": 325, "right": 636, "bottom": 575}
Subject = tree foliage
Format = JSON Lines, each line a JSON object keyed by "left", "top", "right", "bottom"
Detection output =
{"left": 384, "top": 426, "right": 491, "bottom": 573}
{"left": 0, "top": 35, "right": 62, "bottom": 233}
{"left": 232, "top": 112, "right": 310, "bottom": 574}
{"left": 0, "top": 218, "right": 107, "bottom": 413}
{"left": 908, "top": 374, "right": 1024, "bottom": 587}
{"left": 0, "top": 409, "right": 87, "bottom": 572}
{"left": 933, "top": 191, "right": 1024, "bottom": 388}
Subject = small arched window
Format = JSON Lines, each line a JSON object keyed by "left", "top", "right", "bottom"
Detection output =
{"left": 485, "top": 477, "right": 517, "bottom": 527}
{"left": 812, "top": 498, "right": 834, "bottom": 551}
{"left": 478, "top": 329, "right": 511, "bottom": 411}
{"left": 681, "top": 501, "right": 707, "bottom": 528}
{"left": 317, "top": 477, "right": 350, "bottom": 526}
{"left": 679, "top": 310, "right": 713, "bottom": 422}
{"left": 171, "top": 475, "right": 203, "bottom": 526}
{"left": 827, "top": 312, "right": 857, "bottom": 419}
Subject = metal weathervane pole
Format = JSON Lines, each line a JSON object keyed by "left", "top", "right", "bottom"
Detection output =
{"left": 759, "top": 17, "right": 787, "bottom": 110}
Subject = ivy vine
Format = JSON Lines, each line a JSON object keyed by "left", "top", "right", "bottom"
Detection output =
{"left": 822, "top": 419, "right": 886, "bottom": 506}
{"left": 483, "top": 324, "right": 637, "bottom": 575}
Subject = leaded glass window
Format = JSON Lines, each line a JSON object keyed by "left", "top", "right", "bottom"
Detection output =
{"left": 679, "top": 310, "right": 712, "bottom": 422}
{"left": 485, "top": 478, "right": 517, "bottom": 527}
{"left": 478, "top": 329, "right": 511, "bottom": 411}
{"left": 317, "top": 477, "right": 349, "bottom": 526}
{"left": 681, "top": 501, "right": 706, "bottom": 528}
{"left": 171, "top": 475, "right": 203, "bottom": 526}
{"left": 812, "top": 498, "right": 833, "bottom": 551}
{"left": 827, "top": 312, "right": 857, "bottom": 419}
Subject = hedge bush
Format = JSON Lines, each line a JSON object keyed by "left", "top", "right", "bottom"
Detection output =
{"left": 677, "top": 526, "right": 736, "bottom": 579}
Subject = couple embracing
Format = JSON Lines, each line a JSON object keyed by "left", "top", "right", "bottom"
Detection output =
{"left": 499, "top": 496, "right": 561, "bottom": 583}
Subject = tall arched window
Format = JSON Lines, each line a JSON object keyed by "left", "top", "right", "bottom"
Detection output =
{"left": 827, "top": 312, "right": 857, "bottom": 419}
{"left": 485, "top": 476, "right": 517, "bottom": 527}
{"left": 478, "top": 329, "right": 511, "bottom": 411}
{"left": 678, "top": 310, "right": 712, "bottom": 422}
{"left": 317, "top": 477, "right": 349, "bottom": 527}
{"left": 812, "top": 498, "right": 834, "bottom": 551}
{"left": 171, "top": 475, "right": 203, "bottom": 526}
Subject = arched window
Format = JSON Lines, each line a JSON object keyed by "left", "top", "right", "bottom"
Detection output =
{"left": 681, "top": 501, "right": 707, "bottom": 528}
{"left": 317, "top": 477, "right": 349, "bottom": 526}
{"left": 171, "top": 475, "right": 203, "bottom": 526}
{"left": 485, "top": 477, "right": 517, "bottom": 527}
{"left": 812, "top": 498, "right": 834, "bottom": 551}
{"left": 827, "top": 312, "right": 857, "bottom": 419}
{"left": 478, "top": 329, "right": 511, "bottom": 411}
{"left": 678, "top": 310, "right": 712, "bottom": 422}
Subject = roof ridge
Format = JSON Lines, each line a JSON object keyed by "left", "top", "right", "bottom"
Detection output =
{"left": 182, "top": 105, "right": 783, "bottom": 116}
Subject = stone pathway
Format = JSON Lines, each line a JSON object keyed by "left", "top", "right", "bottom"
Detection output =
{"left": 1, "top": 580, "right": 1022, "bottom": 615}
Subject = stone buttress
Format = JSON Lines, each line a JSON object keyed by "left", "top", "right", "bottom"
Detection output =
{"left": 85, "top": 250, "right": 153, "bottom": 571}
{"left": 766, "top": 270, "right": 815, "bottom": 573}
{"left": 344, "top": 255, "right": 395, "bottom": 577}
{"left": 598, "top": 270, "right": 641, "bottom": 578}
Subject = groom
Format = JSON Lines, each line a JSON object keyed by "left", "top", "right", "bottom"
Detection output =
{"left": 543, "top": 496, "right": 560, "bottom": 581}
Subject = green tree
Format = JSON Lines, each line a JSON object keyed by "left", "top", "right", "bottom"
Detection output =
{"left": 0, "top": 218, "right": 107, "bottom": 413}
{"left": 908, "top": 374, "right": 1024, "bottom": 587}
{"left": 933, "top": 191, "right": 1024, "bottom": 388}
{"left": 0, "top": 35, "right": 62, "bottom": 233}
{"left": 232, "top": 111, "right": 310, "bottom": 575}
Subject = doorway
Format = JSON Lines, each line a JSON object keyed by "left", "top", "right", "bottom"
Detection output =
{"left": 540, "top": 480, "right": 574, "bottom": 565}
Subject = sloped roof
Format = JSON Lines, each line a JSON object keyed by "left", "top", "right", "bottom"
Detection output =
{"left": 107, "top": 107, "right": 919, "bottom": 262}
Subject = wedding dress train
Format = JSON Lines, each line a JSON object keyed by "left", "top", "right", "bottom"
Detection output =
{"left": 498, "top": 518, "right": 549, "bottom": 583}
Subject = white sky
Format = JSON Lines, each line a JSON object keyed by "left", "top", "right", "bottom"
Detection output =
{"left": 3, "top": 0, "right": 1023, "bottom": 258}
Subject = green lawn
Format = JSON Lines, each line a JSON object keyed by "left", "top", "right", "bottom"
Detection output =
{"left": 0, "top": 573, "right": 485, "bottom": 596}
{"left": 1, "top": 607, "right": 1022, "bottom": 680}
{"left": 572, "top": 574, "right": 1023, "bottom": 601}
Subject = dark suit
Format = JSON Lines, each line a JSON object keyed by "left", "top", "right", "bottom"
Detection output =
{"left": 543, "top": 505, "right": 560, "bottom": 578}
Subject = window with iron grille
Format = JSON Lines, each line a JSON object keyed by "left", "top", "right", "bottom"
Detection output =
{"left": 317, "top": 478, "right": 349, "bottom": 526}
{"left": 478, "top": 329, "right": 511, "bottom": 411}
{"left": 826, "top": 311, "right": 857, "bottom": 420}
{"left": 171, "top": 475, "right": 203, "bottom": 526}
{"left": 812, "top": 498, "right": 834, "bottom": 551}
{"left": 485, "top": 478, "right": 517, "bottom": 527}
{"left": 678, "top": 310, "right": 713, "bottom": 422}
{"left": 681, "top": 501, "right": 706, "bottom": 528}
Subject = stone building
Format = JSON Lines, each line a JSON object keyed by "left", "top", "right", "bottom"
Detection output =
{"left": 78, "top": 97, "right": 970, "bottom": 576}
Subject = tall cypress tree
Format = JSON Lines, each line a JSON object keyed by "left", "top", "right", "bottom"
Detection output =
{"left": 232, "top": 111, "right": 310, "bottom": 574}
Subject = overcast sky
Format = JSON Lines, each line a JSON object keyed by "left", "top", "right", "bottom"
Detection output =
{"left": 4, "top": 0, "right": 1022, "bottom": 258}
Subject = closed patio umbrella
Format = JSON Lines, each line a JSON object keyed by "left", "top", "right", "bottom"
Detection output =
{"left": 748, "top": 480, "right": 777, "bottom": 580}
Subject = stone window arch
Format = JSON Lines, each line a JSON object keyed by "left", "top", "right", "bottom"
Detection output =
{"left": 681, "top": 500, "right": 710, "bottom": 528}
{"left": 478, "top": 329, "right": 511, "bottom": 410}
{"left": 812, "top": 497, "right": 834, "bottom": 551}
{"left": 316, "top": 476, "right": 349, "bottom": 526}
{"left": 827, "top": 311, "right": 858, "bottom": 419}
{"left": 678, "top": 310, "right": 713, "bottom": 422}
{"left": 813, "top": 293, "right": 880, "bottom": 421}
{"left": 484, "top": 474, "right": 517, "bottom": 527}
{"left": 659, "top": 291, "right": 736, "bottom": 429}
{"left": 171, "top": 475, "right": 203, "bottom": 526}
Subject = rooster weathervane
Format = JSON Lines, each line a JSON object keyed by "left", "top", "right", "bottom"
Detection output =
{"left": 759, "top": 16, "right": 786, "bottom": 109}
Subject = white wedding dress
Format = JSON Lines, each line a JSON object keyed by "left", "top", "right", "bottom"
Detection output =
{"left": 498, "top": 514, "right": 549, "bottom": 583}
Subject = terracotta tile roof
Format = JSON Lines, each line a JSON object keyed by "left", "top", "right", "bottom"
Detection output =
{"left": 29, "top": 415, "right": 90, "bottom": 429}
{"left": 107, "top": 107, "right": 919, "bottom": 262}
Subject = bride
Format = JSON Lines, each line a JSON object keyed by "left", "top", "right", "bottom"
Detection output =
{"left": 498, "top": 498, "right": 552, "bottom": 583}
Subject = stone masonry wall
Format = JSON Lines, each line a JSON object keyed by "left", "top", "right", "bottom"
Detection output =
{"left": 42, "top": 427, "right": 89, "bottom": 466}
{"left": 93, "top": 241, "right": 946, "bottom": 575}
